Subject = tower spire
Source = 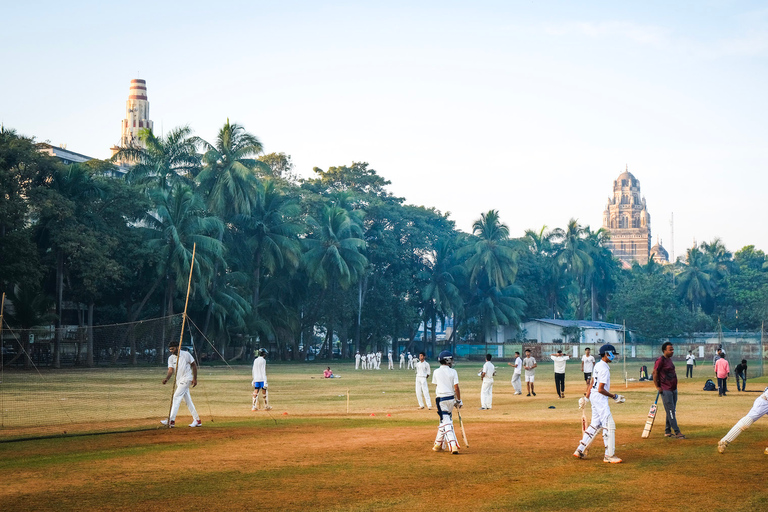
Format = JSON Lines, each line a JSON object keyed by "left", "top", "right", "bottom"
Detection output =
{"left": 110, "top": 79, "right": 153, "bottom": 164}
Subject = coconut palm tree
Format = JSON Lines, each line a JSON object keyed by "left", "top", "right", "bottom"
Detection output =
{"left": 421, "top": 238, "right": 464, "bottom": 355}
{"left": 112, "top": 126, "right": 201, "bottom": 191}
{"left": 677, "top": 247, "right": 714, "bottom": 313}
{"left": 553, "top": 219, "right": 594, "bottom": 319}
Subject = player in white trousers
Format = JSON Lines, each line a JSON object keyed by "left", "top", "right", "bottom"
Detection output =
{"left": 432, "top": 350, "right": 462, "bottom": 454}
{"left": 573, "top": 344, "right": 625, "bottom": 463}
{"left": 718, "top": 386, "right": 768, "bottom": 454}
{"left": 376, "top": 351, "right": 382, "bottom": 369}
{"left": 361, "top": 353, "right": 368, "bottom": 370}
{"left": 480, "top": 354, "right": 495, "bottom": 409}
{"left": 507, "top": 351, "right": 523, "bottom": 395}
{"left": 400, "top": 352, "right": 405, "bottom": 369}
{"left": 388, "top": 351, "right": 394, "bottom": 370}
{"left": 252, "top": 348, "right": 272, "bottom": 411}
{"left": 161, "top": 343, "right": 201, "bottom": 428}
{"left": 415, "top": 352, "right": 432, "bottom": 409}
{"left": 407, "top": 352, "right": 415, "bottom": 369}
{"left": 355, "top": 351, "right": 361, "bottom": 370}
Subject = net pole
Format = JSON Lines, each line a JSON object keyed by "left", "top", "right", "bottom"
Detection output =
{"left": 623, "top": 320, "right": 627, "bottom": 388}
{"left": 166, "top": 243, "right": 197, "bottom": 427}
{"left": 1, "top": 292, "right": 5, "bottom": 427}
{"left": 762, "top": 321, "right": 765, "bottom": 379}
{"left": 346, "top": 389, "right": 350, "bottom": 414}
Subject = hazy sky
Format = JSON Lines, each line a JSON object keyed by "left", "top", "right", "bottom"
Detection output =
{"left": 3, "top": 1, "right": 767, "bottom": 256}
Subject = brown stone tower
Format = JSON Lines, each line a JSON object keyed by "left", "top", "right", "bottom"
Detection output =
{"left": 602, "top": 167, "right": 651, "bottom": 267}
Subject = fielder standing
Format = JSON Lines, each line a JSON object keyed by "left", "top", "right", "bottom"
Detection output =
{"left": 685, "top": 350, "right": 696, "bottom": 378}
{"left": 550, "top": 349, "right": 570, "bottom": 399}
{"left": 161, "top": 342, "right": 202, "bottom": 428}
{"left": 407, "top": 352, "right": 415, "bottom": 369}
{"left": 507, "top": 351, "right": 523, "bottom": 395}
{"left": 480, "top": 354, "right": 495, "bottom": 409}
{"left": 718, "top": 386, "right": 768, "bottom": 454}
{"left": 252, "top": 348, "right": 272, "bottom": 411}
{"left": 388, "top": 350, "right": 394, "bottom": 370}
{"left": 581, "top": 348, "right": 595, "bottom": 395}
{"left": 400, "top": 352, "right": 405, "bottom": 369}
{"left": 523, "top": 349, "right": 537, "bottom": 396}
{"left": 415, "top": 352, "right": 432, "bottom": 410}
{"left": 355, "top": 351, "right": 361, "bottom": 370}
{"left": 573, "top": 344, "right": 624, "bottom": 463}
{"left": 432, "top": 350, "right": 462, "bottom": 454}
{"left": 653, "top": 342, "right": 685, "bottom": 438}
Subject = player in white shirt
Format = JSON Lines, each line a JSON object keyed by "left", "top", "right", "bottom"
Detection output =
{"left": 523, "top": 349, "right": 537, "bottom": 397}
{"left": 361, "top": 353, "right": 368, "bottom": 370}
{"left": 550, "top": 349, "right": 570, "bottom": 398}
{"left": 581, "top": 348, "right": 596, "bottom": 396}
{"left": 388, "top": 351, "right": 394, "bottom": 369}
{"left": 718, "top": 386, "right": 768, "bottom": 454}
{"left": 251, "top": 348, "right": 272, "bottom": 411}
{"left": 685, "top": 350, "right": 696, "bottom": 378}
{"left": 407, "top": 352, "right": 415, "bottom": 369}
{"left": 355, "top": 351, "right": 361, "bottom": 370}
{"left": 400, "top": 352, "right": 405, "bottom": 369}
{"left": 507, "top": 351, "right": 523, "bottom": 395}
{"left": 573, "top": 344, "right": 625, "bottom": 463}
{"left": 414, "top": 352, "right": 432, "bottom": 409}
{"left": 161, "top": 343, "right": 201, "bottom": 428}
{"left": 431, "top": 350, "right": 462, "bottom": 454}
{"left": 480, "top": 354, "right": 496, "bottom": 409}
{"left": 376, "top": 351, "right": 382, "bottom": 370}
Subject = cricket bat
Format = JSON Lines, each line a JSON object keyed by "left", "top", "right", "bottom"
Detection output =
{"left": 457, "top": 408, "right": 469, "bottom": 448}
{"left": 641, "top": 392, "right": 661, "bottom": 439}
{"left": 581, "top": 408, "right": 587, "bottom": 433}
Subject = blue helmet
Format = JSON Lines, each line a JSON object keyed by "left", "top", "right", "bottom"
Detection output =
{"left": 599, "top": 344, "right": 618, "bottom": 361}
{"left": 438, "top": 350, "right": 454, "bottom": 367}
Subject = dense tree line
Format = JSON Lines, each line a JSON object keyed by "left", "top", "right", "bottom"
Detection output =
{"left": 1, "top": 125, "right": 766, "bottom": 366}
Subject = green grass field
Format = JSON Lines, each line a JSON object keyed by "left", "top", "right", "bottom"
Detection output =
{"left": 1, "top": 360, "right": 767, "bottom": 511}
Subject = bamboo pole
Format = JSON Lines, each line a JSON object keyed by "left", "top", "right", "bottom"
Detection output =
{"left": 346, "top": 389, "right": 350, "bottom": 414}
{"left": 623, "top": 320, "right": 627, "bottom": 388}
{"left": 166, "top": 244, "right": 197, "bottom": 427}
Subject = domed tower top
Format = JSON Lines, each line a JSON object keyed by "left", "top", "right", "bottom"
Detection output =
{"left": 650, "top": 238, "right": 669, "bottom": 264}
{"left": 602, "top": 166, "right": 652, "bottom": 266}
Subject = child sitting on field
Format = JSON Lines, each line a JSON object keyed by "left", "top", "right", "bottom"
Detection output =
{"left": 323, "top": 367, "right": 337, "bottom": 378}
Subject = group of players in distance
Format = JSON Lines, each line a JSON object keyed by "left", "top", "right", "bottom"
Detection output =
{"left": 160, "top": 340, "right": 768, "bottom": 460}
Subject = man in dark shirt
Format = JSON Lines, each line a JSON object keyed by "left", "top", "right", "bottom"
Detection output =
{"left": 653, "top": 342, "right": 685, "bottom": 439}
{"left": 735, "top": 359, "right": 747, "bottom": 392}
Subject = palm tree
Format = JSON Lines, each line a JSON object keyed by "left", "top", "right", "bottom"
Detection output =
{"left": 422, "top": 238, "right": 464, "bottom": 355}
{"left": 4, "top": 285, "right": 55, "bottom": 369}
{"left": 677, "top": 247, "right": 714, "bottom": 313}
{"left": 303, "top": 205, "right": 368, "bottom": 358}
{"left": 583, "top": 227, "right": 618, "bottom": 321}
{"left": 144, "top": 184, "right": 224, "bottom": 360}
{"left": 553, "top": 219, "right": 593, "bottom": 319}
{"left": 112, "top": 126, "right": 201, "bottom": 191}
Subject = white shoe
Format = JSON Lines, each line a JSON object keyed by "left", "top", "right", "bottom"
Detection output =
{"left": 603, "top": 455, "right": 622, "bottom": 464}
{"left": 160, "top": 419, "right": 175, "bottom": 427}
{"left": 189, "top": 419, "right": 202, "bottom": 427}
{"left": 573, "top": 450, "right": 584, "bottom": 459}
{"left": 718, "top": 441, "right": 728, "bottom": 453}
{"left": 265, "top": 405, "right": 272, "bottom": 411}
{"left": 251, "top": 407, "right": 257, "bottom": 411}
{"left": 432, "top": 443, "right": 444, "bottom": 452}
{"left": 764, "top": 447, "right": 768, "bottom": 455}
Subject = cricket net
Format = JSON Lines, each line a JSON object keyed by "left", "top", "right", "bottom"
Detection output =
{"left": 0, "top": 315, "right": 237, "bottom": 441}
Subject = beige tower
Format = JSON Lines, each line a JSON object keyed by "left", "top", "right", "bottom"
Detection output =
{"left": 602, "top": 168, "right": 651, "bottom": 267}
{"left": 110, "top": 79, "right": 153, "bottom": 163}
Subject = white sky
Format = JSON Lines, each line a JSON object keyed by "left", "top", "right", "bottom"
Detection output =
{"left": 3, "top": 1, "right": 767, "bottom": 256}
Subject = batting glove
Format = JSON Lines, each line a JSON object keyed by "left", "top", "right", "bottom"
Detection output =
{"left": 455, "top": 400, "right": 463, "bottom": 409}
{"left": 613, "top": 394, "right": 626, "bottom": 403}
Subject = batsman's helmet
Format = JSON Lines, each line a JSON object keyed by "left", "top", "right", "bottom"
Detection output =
{"left": 438, "top": 350, "right": 454, "bottom": 367}
{"left": 599, "top": 344, "right": 618, "bottom": 361}
{"left": 258, "top": 348, "right": 268, "bottom": 357}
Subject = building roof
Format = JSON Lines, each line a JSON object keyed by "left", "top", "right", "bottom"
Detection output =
{"left": 529, "top": 319, "right": 624, "bottom": 330}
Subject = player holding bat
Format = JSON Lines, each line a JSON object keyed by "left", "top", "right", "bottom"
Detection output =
{"left": 573, "top": 344, "right": 625, "bottom": 463}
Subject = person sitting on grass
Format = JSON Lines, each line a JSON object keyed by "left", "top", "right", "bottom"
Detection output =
{"left": 323, "top": 367, "right": 335, "bottom": 378}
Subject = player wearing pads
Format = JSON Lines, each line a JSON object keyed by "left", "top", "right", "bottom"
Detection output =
{"left": 415, "top": 352, "right": 432, "bottom": 410}
{"left": 432, "top": 350, "right": 462, "bottom": 454}
{"left": 718, "top": 386, "right": 768, "bottom": 454}
{"left": 480, "top": 354, "right": 495, "bottom": 409}
{"left": 161, "top": 343, "right": 201, "bottom": 428}
{"left": 573, "top": 344, "right": 625, "bottom": 463}
{"left": 252, "top": 348, "right": 272, "bottom": 411}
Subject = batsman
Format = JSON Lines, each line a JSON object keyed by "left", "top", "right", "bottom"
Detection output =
{"left": 573, "top": 344, "right": 625, "bottom": 463}
{"left": 431, "top": 350, "right": 462, "bottom": 454}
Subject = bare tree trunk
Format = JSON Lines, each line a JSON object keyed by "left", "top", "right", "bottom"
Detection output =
{"left": 86, "top": 302, "right": 94, "bottom": 367}
{"left": 591, "top": 282, "right": 597, "bottom": 321}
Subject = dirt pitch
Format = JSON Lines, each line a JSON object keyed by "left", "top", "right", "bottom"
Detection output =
{"left": 1, "top": 361, "right": 767, "bottom": 511}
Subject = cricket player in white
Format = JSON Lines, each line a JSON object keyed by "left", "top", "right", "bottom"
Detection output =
{"left": 388, "top": 351, "right": 394, "bottom": 370}
{"left": 718, "top": 386, "right": 768, "bottom": 454}
{"left": 407, "top": 352, "right": 415, "bottom": 369}
{"left": 573, "top": 344, "right": 624, "bottom": 463}
{"left": 581, "top": 348, "right": 595, "bottom": 395}
{"left": 400, "top": 352, "right": 405, "bottom": 369}
{"left": 480, "top": 354, "right": 495, "bottom": 409}
{"left": 376, "top": 351, "right": 382, "bottom": 370}
{"left": 507, "top": 351, "right": 523, "bottom": 395}
{"left": 432, "top": 350, "right": 462, "bottom": 454}
{"left": 355, "top": 351, "right": 361, "bottom": 370}
{"left": 161, "top": 343, "right": 201, "bottom": 428}
{"left": 415, "top": 352, "right": 432, "bottom": 409}
{"left": 252, "top": 348, "right": 272, "bottom": 411}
